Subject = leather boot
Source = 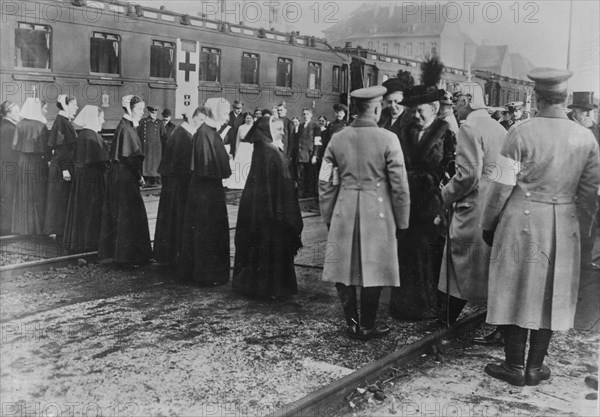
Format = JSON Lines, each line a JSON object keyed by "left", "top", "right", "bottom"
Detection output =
{"left": 437, "top": 292, "right": 467, "bottom": 326}
{"left": 485, "top": 325, "right": 527, "bottom": 386}
{"left": 473, "top": 327, "right": 504, "bottom": 346}
{"left": 352, "top": 286, "right": 389, "bottom": 340}
{"left": 526, "top": 329, "right": 552, "bottom": 386}
{"left": 335, "top": 284, "right": 359, "bottom": 335}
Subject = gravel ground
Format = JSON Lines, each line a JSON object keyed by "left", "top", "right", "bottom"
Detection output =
{"left": 338, "top": 325, "right": 599, "bottom": 417}
{"left": 1, "top": 262, "right": 475, "bottom": 416}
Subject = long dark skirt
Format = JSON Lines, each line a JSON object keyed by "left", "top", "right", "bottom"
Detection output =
{"left": 62, "top": 164, "right": 106, "bottom": 253}
{"left": 232, "top": 222, "right": 298, "bottom": 298}
{"left": 153, "top": 174, "right": 190, "bottom": 265}
{"left": 390, "top": 224, "right": 445, "bottom": 320}
{"left": 43, "top": 157, "right": 70, "bottom": 235}
{"left": 0, "top": 159, "right": 18, "bottom": 235}
{"left": 12, "top": 153, "right": 48, "bottom": 235}
{"left": 178, "top": 177, "right": 229, "bottom": 285}
{"left": 98, "top": 161, "right": 152, "bottom": 264}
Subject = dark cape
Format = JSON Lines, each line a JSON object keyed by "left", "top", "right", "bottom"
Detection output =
{"left": 153, "top": 124, "right": 193, "bottom": 265}
{"left": 98, "top": 118, "right": 152, "bottom": 263}
{"left": 62, "top": 128, "right": 109, "bottom": 252}
{"left": 232, "top": 120, "right": 303, "bottom": 298}
{"left": 1, "top": 119, "right": 19, "bottom": 235}
{"left": 178, "top": 122, "right": 232, "bottom": 285}
{"left": 11, "top": 119, "right": 50, "bottom": 235}
{"left": 44, "top": 114, "right": 77, "bottom": 235}
{"left": 390, "top": 118, "right": 456, "bottom": 320}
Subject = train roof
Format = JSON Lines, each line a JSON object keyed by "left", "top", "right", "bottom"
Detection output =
{"left": 29, "top": 0, "right": 348, "bottom": 58}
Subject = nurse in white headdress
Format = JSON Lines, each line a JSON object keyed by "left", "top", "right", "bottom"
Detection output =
{"left": 63, "top": 105, "right": 109, "bottom": 252}
{"left": 12, "top": 97, "right": 51, "bottom": 235}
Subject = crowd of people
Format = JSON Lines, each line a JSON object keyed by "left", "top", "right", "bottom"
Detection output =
{"left": 0, "top": 61, "right": 598, "bottom": 389}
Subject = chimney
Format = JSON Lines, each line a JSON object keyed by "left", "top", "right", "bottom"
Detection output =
{"left": 345, "top": 42, "right": 352, "bottom": 49}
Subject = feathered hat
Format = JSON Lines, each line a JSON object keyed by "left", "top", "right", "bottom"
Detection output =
{"left": 400, "top": 56, "right": 446, "bottom": 107}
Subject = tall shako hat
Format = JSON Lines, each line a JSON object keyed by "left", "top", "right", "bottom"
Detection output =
{"left": 568, "top": 92, "right": 598, "bottom": 111}
{"left": 400, "top": 56, "right": 446, "bottom": 107}
{"left": 527, "top": 67, "right": 572, "bottom": 94}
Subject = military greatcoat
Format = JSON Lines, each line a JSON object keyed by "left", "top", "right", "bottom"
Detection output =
{"left": 319, "top": 117, "right": 410, "bottom": 287}
{"left": 439, "top": 109, "right": 507, "bottom": 301}
{"left": 481, "top": 107, "right": 600, "bottom": 331}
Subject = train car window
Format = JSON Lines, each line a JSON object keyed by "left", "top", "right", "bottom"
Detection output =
{"left": 15, "top": 23, "right": 51, "bottom": 70}
{"left": 307, "top": 62, "right": 321, "bottom": 90}
{"left": 341, "top": 65, "right": 348, "bottom": 93}
{"left": 276, "top": 58, "right": 293, "bottom": 88}
{"left": 150, "top": 40, "right": 175, "bottom": 79}
{"left": 241, "top": 52, "right": 260, "bottom": 85}
{"left": 90, "top": 32, "right": 120, "bottom": 75}
{"left": 332, "top": 66, "right": 340, "bottom": 93}
{"left": 200, "top": 47, "right": 221, "bottom": 83}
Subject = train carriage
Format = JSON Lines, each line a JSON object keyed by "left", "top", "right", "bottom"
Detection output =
{"left": 0, "top": 0, "right": 350, "bottom": 131}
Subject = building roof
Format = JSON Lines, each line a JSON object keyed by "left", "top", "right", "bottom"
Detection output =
{"left": 510, "top": 53, "right": 536, "bottom": 81}
{"left": 323, "top": 3, "right": 446, "bottom": 42}
{"left": 472, "top": 45, "right": 509, "bottom": 72}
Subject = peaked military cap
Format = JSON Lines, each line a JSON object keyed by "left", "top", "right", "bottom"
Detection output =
{"left": 527, "top": 68, "right": 572, "bottom": 93}
{"left": 333, "top": 103, "right": 348, "bottom": 113}
{"left": 350, "top": 86, "right": 387, "bottom": 102}
{"left": 147, "top": 105, "right": 158, "bottom": 113}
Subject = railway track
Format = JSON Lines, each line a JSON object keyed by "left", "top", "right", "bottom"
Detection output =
{"left": 0, "top": 191, "right": 493, "bottom": 416}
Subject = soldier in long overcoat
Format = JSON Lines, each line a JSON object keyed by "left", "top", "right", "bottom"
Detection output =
{"left": 481, "top": 69, "right": 600, "bottom": 387}
{"left": 438, "top": 92, "right": 508, "bottom": 324}
{"left": 319, "top": 86, "right": 410, "bottom": 340}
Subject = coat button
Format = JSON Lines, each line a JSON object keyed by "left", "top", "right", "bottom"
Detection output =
{"left": 552, "top": 196, "right": 558, "bottom": 201}
{"left": 523, "top": 228, "right": 529, "bottom": 233}
{"left": 379, "top": 213, "right": 384, "bottom": 218}
{"left": 378, "top": 197, "right": 383, "bottom": 202}
{"left": 524, "top": 210, "right": 530, "bottom": 215}
{"left": 525, "top": 192, "right": 531, "bottom": 197}
{"left": 376, "top": 182, "right": 381, "bottom": 187}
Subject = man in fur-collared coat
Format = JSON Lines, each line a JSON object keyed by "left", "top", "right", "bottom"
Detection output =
{"left": 319, "top": 86, "right": 410, "bottom": 340}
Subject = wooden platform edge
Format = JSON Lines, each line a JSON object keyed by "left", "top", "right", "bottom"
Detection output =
{"left": 269, "top": 310, "right": 487, "bottom": 417}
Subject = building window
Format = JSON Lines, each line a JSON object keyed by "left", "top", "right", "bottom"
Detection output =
{"left": 15, "top": 23, "right": 51, "bottom": 69}
{"left": 367, "top": 41, "right": 373, "bottom": 50}
{"left": 417, "top": 42, "right": 425, "bottom": 55}
{"left": 276, "top": 57, "right": 293, "bottom": 88}
{"left": 241, "top": 52, "right": 259, "bottom": 85}
{"left": 406, "top": 42, "right": 412, "bottom": 55}
{"left": 150, "top": 40, "right": 175, "bottom": 78}
{"left": 200, "top": 47, "right": 221, "bottom": 82}
{"left": 382, "top": 43, "right": 388, "bottom": 54}
{"left": 307, "top": 62, "right": 321, "bottom": 90}
{"left": 90, "top": 32, "right": 120, "bottom": 74}
{"left": 431, "top": 42, "right": 437, "bottom": 56}
{"left": 394, "top": 43, "right": 401, "bottom": 55}
{"left": 332, "top": 66, "right": 340, "bottom": 92}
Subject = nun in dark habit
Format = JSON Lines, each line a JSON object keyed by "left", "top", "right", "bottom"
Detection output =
{"left": 98, "top": 95, "right": 152, "bottom": 265}
{"left": 0, "top": 101, "right": 20, "bottom": 235}
{"left": 11, "top": 97, "right": 51, "bottom": 235}
{"left": 62, "top": 105, "right": 109, "bottom": 253}
{"left": 232, "top": 116, "right": 303, "bottom": 300}
{"left": 153, "top": 106, "right": 207, "bottom": 266}
{"left": 178, "top": 98, "right": 232, "bottom": 285}
{"left": 44, "top": 95, "right": 78, "bottom": 240}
